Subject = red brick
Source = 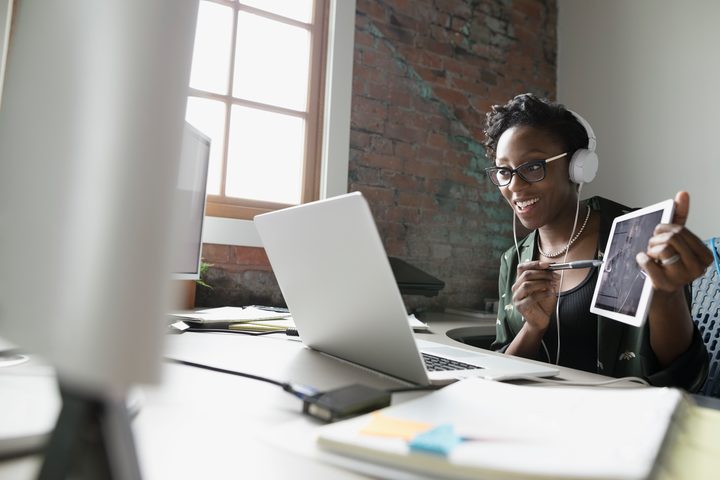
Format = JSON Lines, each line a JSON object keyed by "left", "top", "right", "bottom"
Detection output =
{"left": 384, "top": 204, "right": 422, "bottom": 224}
{"left": 362, "top": 49, "right": 396, "bottom": 70}
{"left": 231, "top": 246, "right": 270, "bottom": 267}
{"left": 357, "top": 0, "right": 387, "bottom": 22}
{"left": 360, "top": 153, "right": 403, "bottom": 172}
{"left": 350, "top": 130, "right": 370, "bottom": 149}
{"left": 354, "top": 29, "right": 375, "bottom": 48}
{"left": 433, "top": 86, "right": 468, "bottom": 107}
{"left": 369, "top": 135, "right": 395, "bottom": 155}
{"left": 393, "top": 141, "right": 416, "bottom": 160}
{"left": 385, "top": 123, "right": 426, "bottom": 144}
{"left": 387, "top": 172, "right": 425, "bottom": 192}
{"left": 358, "top": 185, "right": 395, "bottom": 205}
{"left": 427, "top": 132, "right": 449, "bottom": 149}
{"left": 397, "top": 191, "right": 436, "bottom": 209}
{"left": 202, "top": 243, "right": 230, "bottom": 263}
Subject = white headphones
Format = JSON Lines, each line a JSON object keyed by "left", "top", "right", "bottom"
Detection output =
{"left": 567, "top": 110, "right": 599, "bottom": 184}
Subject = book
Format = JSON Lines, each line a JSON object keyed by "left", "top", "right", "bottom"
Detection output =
{"left": 316, "top": 377, "right": 693, "bottom": 480}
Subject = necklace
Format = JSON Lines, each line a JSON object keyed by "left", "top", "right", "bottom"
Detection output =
{"left": 537, "top": 205, "right": 591, "bottom": 258}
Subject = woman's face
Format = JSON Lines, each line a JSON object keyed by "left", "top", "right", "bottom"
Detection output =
{"left": 494, "top": 125, "right": 576, "bottom": 230}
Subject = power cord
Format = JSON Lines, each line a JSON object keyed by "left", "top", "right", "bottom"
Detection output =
{"left": 165, "top": 357, "right": 319, "bottom": 402}
{"left": 163, "top": 357, "right": 437, "bottom": 422}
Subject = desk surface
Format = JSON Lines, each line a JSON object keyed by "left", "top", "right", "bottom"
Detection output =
{"left": 0, "top": 311, "right": 659, "bottom": 479}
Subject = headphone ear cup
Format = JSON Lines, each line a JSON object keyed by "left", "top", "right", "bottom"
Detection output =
{"left": 568, "top": 149, "right": 599, "bottom": 184}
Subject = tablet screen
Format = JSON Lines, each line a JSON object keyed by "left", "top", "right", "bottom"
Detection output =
{"left": 589, "top": 199, "right": 674, "bottom": 327}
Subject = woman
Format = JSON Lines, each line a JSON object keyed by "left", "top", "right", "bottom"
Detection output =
{"left": 484, "top": 94, "right": 711, "bottom": 390}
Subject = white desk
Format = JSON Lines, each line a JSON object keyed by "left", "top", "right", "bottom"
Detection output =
{"left": 0, "top": 312, "right": 639, "bottom": 479}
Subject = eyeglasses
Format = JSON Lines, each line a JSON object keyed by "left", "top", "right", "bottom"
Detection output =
{"left": 485, "top": 152, "right": 567, "bottom": 187}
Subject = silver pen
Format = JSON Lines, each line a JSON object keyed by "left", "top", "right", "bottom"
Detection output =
{"left": 547, "top": 259, "right": 603, "bottom": 271}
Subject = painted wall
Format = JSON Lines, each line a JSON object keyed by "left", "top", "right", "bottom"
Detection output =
{"left": 558, "top": 0, "right": 720, "bottom": 240}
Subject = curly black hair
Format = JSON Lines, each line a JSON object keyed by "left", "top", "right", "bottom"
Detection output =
{"left": 483, "top": 93, "right": 589, "bottom": 162}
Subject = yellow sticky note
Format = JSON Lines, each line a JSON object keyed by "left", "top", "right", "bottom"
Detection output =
{"left": 359, "top": 412, "right": 434, "bottom": 440}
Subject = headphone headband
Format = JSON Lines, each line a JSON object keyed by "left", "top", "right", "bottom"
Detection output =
{"left": 506, "top": 94, "right": 598, "bottom": 184}
{"left": 568, "top": 110, "right": 596, "bottom": 151}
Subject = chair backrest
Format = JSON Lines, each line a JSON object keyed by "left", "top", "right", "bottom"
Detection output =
{"left": 691, "top": 237, "right": 720, "bottom": 397}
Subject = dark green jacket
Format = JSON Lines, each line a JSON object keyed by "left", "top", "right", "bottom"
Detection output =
{"left": 493, "top": 197, "right": 708, "bottom": 391}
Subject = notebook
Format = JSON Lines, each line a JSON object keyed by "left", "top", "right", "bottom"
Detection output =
{"left": 316, "top": 377, "right": 691, "bottom": 480}
{"left": 253, "top": 192, "right": 558, "bottom": 385}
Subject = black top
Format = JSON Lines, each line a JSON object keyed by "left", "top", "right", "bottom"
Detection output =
{"left": 542, "top": 268, "right": 599, "bottom": 372}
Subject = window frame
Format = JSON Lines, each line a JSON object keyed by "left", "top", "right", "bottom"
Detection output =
{"left": 201, "top": 0, "right": 355, "bottom": 247}
{"left": 189, "top": 0, "right": 330, "bottom": 220}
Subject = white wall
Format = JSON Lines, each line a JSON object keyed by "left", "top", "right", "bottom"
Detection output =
{"left": 558, "top": 0, "right": 720, "bottom": 239}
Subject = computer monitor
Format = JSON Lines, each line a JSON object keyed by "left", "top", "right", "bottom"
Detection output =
{"left": 171, "top": 122, "right": 211, "bottom": 281}
{"left": 0, "top": 0, "right": 199, "bottom": 476}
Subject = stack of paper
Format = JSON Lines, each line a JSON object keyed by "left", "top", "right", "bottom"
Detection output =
{"left": 170, "top": 306, "right": 290, "bottom": 326}
{"left": 229, "top": 317, "right": 296, "bottom": 332}
{"left": 172, "top": 306, "right": 429, "bottom": 333}
{"left": 317, "top": 378, "right": 687, "bottom": 480}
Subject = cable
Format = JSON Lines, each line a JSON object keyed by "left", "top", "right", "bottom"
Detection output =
{"left": 166, "top": 357, "right": 437, "bottom": 396}
{"left": 512, "top": 213, "right": 521, "bottom": 264}
{"left": 165, "top": 358, "right": 401, "bottom": 421}
{"left": 554, "top": 184, "right": 583, "bottom": 365}
{"left": 514, "top": 374, "right": 650, "bottom": 387}
{"left": 164, "top": 357, "right": 318, "bottom": 399}
{"left": 184, "top": 327, "right": 298, "bottom": 337}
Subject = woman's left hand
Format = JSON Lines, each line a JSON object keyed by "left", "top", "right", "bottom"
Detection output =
{"left": 636, "top": 191, "right": 713, "bottom": 293}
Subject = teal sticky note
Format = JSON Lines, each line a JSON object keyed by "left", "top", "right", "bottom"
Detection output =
{"left": 408, "top": 424, "right": 462, "bottom": 456}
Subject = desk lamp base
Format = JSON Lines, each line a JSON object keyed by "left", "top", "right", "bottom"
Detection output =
{"left": 39, "top": 384, "right": 141, "bottom": 480}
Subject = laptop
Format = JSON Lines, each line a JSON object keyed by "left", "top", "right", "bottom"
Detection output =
{"left": 254, "top": 192, "right": 559, "bottom": 385}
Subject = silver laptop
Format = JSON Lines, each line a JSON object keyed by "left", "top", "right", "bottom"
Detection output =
{"left": 254, "top": 192, "right": 559, "bottom": 385}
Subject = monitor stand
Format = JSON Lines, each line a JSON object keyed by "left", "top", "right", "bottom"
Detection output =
{"left": 0, "top": 350, "right": 29, "bottom": 368}
{"left": 0, "top": 337, "right": 29, "bottom": 368}
{"left": 39, "top": 383, "right": 141, "bottom": 480}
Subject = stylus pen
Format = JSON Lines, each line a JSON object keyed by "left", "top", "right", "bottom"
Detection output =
{"left": 547, "top": 259, "right": 604, "bottom": 271}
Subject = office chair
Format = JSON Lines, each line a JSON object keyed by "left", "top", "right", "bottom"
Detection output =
{"left": 691, "top": 237, "right": 720, "bottom": 397}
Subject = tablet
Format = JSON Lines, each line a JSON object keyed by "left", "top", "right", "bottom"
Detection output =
{"left": 589, "top": 199, "right": 675, "bottom": 327}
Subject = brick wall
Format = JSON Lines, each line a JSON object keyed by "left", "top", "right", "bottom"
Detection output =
{"left": 197, "top": 0, "right": 557, "bottom": 311}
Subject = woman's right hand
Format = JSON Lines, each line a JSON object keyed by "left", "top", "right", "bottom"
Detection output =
{"left": 511, "top": 261, "right": 558, "bottom": 334}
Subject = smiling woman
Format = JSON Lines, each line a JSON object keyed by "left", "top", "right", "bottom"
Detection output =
{"left": 482, "top": 93, "right": 712, "bottom": 391}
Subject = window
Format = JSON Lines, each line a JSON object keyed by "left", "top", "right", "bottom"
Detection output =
{"left": 186, "top": 0, "right": 329, "bottom": 220}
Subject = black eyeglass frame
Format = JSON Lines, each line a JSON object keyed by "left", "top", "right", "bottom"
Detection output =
{"left": 485, "top": 152, "right": 567, "bottom": 187}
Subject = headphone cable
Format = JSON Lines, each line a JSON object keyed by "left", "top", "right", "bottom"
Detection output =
{"left": 554, "top": 184, "right": 584, "bottom": 365}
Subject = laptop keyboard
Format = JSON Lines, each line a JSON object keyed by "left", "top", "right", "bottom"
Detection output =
{"left": 421, "top": 352, "right": 482, "bottom": 371}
